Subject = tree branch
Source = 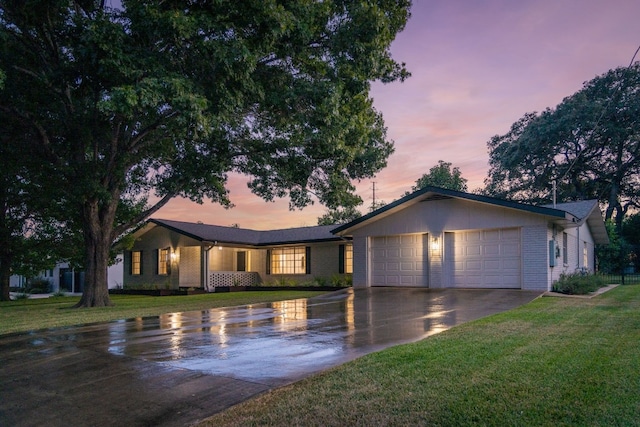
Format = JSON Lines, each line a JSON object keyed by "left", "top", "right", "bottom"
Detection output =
{"left": 112, "top": 190, "right": 179, "bottom": 238}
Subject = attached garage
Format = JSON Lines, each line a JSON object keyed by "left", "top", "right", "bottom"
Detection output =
{"left": 371, "top": 234, "right": 427, "bottom": 287}
{"left": 445, "top": 228, "right": 521, "bottom": 288}
{"left": 332, "top": 186, "right": 609, "bottom": 292}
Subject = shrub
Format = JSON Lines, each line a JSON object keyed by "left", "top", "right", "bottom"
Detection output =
{"left": 27, "top": 278, "right": 51, "bottom": 294}
{"left": 331, "top": 274, "right": 352, "bottom": 287}
{"left": 552, "top": 272, "right": 606, "bottom": 295}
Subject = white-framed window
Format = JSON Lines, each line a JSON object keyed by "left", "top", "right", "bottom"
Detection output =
{"left": 583, "top": 241, "right": 589, "bottom": 268}
{"left": 271, "top": 247, "right": 307, "bottom": 275}
{"left": 131, "top": 251, "right": 142, "bottom": 275}
{"left": 562, "top": 232, "right": 568, "bottom": 265}
{"left": 344, "top": 244, "right": 353, "bottom": 274}
{"left": 158, "top": 248, "right": 170, "bottom": 275}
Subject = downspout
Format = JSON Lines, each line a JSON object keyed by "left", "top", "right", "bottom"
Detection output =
{"left": 202, "top": 242, "right": 214, "bottom": 291}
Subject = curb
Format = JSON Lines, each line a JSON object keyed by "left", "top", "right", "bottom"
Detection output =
{"left": 543, "top": 284, "right": 619, "bottom": 299}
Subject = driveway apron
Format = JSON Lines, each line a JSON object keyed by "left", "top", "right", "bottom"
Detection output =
{"left": 0, "top": 288, "right": 541, "bottom": 427}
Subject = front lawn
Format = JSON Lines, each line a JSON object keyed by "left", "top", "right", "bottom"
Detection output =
{"left": 0, "top": 291, "right": 330, "bottom": 336}
{"left": 201, "top": 285, "right": 640, "bottom": 426}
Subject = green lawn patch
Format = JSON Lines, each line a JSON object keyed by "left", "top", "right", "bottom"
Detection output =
{"left": 0, "top": 291, "right": 329, "bottom": 336}
{"left": 201, "top": 285, "right": 640, "bottom": 427}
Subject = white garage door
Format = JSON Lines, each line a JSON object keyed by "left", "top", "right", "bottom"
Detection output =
{"left": 447, "top": 228, "right": 521, "bottom": 288}
{"left": 372, "top": 234, "right": 427, "bottom": 287}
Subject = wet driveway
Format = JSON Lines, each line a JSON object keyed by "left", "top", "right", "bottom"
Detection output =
{"left": 0, "top": 288, "right": 541, "bottom": 427}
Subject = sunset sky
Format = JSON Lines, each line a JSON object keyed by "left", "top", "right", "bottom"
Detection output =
{"left": 154, "top": 0, "right": 640, "bottom": 230}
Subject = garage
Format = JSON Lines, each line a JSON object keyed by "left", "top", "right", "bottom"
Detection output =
{"left": 371, "top": 234, "right": 427, "bottom": 286}
{"left": 445, "top": 228, "right": 521, "bottom": 288}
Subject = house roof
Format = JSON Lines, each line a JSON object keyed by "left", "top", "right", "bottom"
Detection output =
{"left": 542, "top": 200, "right": 609, "bottom": 245}
{"left": 331, "top": 186, "right": 609, "bottom": 245}
{"left": 145, "top": 219, "right": 344, "bottom": 247}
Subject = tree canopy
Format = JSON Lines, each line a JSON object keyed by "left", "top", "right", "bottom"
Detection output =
{"left": 484, "top": 63, "right": 640, "bottom": 230}
{"left": 0, "top": 0, "right": 411, "bottom": 306}
{"left": 404, "top": 160, "right": 468, "bottom": 196}
{"left": 317, "top": 205, "right": 362, "bottom": 225}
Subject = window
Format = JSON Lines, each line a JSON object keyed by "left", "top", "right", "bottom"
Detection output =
{"left": 340, "top": 244, "right": 353, "bottom": 274}
{"left": 562, "top": 232, "right": 568, "bottom": 265}
{"left": 270, "top": 247, "right": 307, "bottom": 274}
{"left": 131, "top": 251, "right": 142, "bottom": 275}
{"left": 158, "top": 248, "right": 170, "bottom": 275}
{"left": 583, "top": 242, "right": 589, "bottom": 268}
{"left": 345, "top": 244, "right": 353, "bottom": 274}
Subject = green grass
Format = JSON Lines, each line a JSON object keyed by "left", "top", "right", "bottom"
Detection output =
{"left": 201, "top": 285, "right": 640, "bottom": 427}
{"left": 0, "top": 291, "right": 329, "bottom": 336}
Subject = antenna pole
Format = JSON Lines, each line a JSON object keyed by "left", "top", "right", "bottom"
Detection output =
{"left": 553, "top": 180, "right": 557, "bottom": 208}
{"left": 372, "top": 181, "right": 377, "bottom": 210}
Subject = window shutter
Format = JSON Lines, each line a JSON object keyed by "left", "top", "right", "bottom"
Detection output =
{"left": 128, "top": 251, "right": 133, "bottom": 275}
{"left": 139, "top": 251, "right": 143, "bottom": 275}
{"left": 266, "top": 249, "right": 271, "bottom": 275}
{"left": 155, "top": 249, "right": 159, "bottom": 275}
{"left": 305, "top": 247, "right": 311, "bottom": 274}
{"left": 338, "top": 244, "right": 345, "bottom": 274}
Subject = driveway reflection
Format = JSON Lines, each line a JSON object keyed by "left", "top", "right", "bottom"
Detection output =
{"left": 104, "top": 288, "right": 540, "bottom": 382}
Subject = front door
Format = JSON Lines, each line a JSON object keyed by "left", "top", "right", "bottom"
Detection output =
{"left": 237, "top": 251, "right": 247, "bottom": 272}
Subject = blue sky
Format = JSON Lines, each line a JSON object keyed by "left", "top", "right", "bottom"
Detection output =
{"left": 156, "top": 0, "right": 640, "bottom": 229}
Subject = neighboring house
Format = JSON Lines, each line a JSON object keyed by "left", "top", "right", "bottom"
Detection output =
{"left": 123, "top": 220, "right": 352, "bottom": 291}
{"left": 332, "top": 186, "right": 609, "bottom": 292}
{"left": 10, "top": 255, "right": 124, "bottom": 293}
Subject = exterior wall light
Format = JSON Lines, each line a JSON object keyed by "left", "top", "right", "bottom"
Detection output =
{"left": 430, "top": 236, "right": 440, "bottom": 252}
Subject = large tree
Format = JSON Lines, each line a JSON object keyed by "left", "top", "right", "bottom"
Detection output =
{"left": 403, "top": 160, "right": 468, "bottom": 196}
{"left": 0, "top": 0, "right": 410, "bottom": 307}
{"left": 484, "top": 64, "right": 640, "bottom": 230}
{"left": 0, "top": 110, "right": 77, "bottom": 300}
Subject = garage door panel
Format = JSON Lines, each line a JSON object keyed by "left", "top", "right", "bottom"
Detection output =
{"left": 372, "top": 234, "right": 426, "bottom": 287}
{"left": 466, "top": 245, "right": 481, "bottom": 256}
{"left": 448, "top": 228, "right": 521, "bottom": 289}
{"left": 484, "top": 244, "right": 500, "bottom": 255}
{"left": 465, "top": 260, "right": 482, "bottom": 270}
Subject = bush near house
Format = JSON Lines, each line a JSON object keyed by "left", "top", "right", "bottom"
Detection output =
{"left": 552, "top": 272, "right": 606, "bottom": 295}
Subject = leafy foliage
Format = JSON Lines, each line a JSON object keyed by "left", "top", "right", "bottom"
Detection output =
{"left": 317, "top": 205, "right": 362, "bottom": 225}
{"left": 597, "top": 221, "right": 631, "bottom": 274}
{"left": 621, "top": 212, "right": 640, "bottom": 271}
{"left": 484, "top": 64, "right": 640, "bottom": 229}
{"left": 404, "top": 160, "right": 468, "bottom": 196}
{"left": 551, "top": 272, "right": 606, "bottom": 295}
{"left": 0, "top": 0, "right": 411, "bottom": 306}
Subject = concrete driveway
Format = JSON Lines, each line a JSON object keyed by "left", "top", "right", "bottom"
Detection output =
{"left": 0, "top": 288, "right": 540, "bottom": 427}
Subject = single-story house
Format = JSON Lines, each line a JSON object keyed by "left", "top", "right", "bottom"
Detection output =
{"left": 332, "top": 186, "right": 609, "bottom": 291}
{"left": 123, "top": 220, "right": 353, "bottom": 291}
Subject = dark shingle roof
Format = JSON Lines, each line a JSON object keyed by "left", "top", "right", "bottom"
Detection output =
{"left": 148, "top": 219, "right": 342, "bottom": 246}
{"left": 542, "top": 200, "right": 597, "bottom": 220}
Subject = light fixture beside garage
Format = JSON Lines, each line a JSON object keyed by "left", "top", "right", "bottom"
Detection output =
{"left": 430, "top": 236, "right": 440, "bottom": 253}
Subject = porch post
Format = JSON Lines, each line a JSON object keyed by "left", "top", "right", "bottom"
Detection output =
{"left": 202, "top": 244, "right": 213, "bottom": 291}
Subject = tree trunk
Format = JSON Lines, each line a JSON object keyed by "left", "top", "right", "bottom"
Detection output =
{"left": 74, "top": 199, "right": 116, "bottom": 308}
{"left": 0, "top": 253, "right": 11, "bottom": 301}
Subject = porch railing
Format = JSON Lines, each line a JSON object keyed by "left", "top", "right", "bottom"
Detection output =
{"left": 206, "top": 271, "right": 261, "bottom": 290}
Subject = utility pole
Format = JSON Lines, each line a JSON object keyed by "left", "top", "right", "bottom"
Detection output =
{"left": 372, "top": 181, "right": 377, "bottom": 211}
